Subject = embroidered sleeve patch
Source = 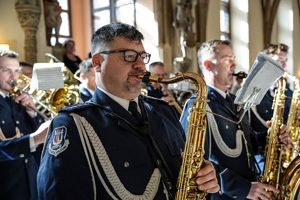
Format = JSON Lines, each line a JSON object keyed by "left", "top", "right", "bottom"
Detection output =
{"left": 48, "top": 126, "right": 70, "bottom": 157}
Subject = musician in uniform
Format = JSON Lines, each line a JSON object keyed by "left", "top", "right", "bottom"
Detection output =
{"left": 37, "top": 23, "right": 220, "bottom": 199}
{"left": 180, "top": 40, "right": 290, "bottom": 200}
{"left": 78, "top": 58, "right": 96, "bottom": 102}
{"left": 146, "top": 61, "right": 181, "bottom": 115}
{"left": 251, "top": 43, "right": 293, "bottom": 172}
{"left": 0, "top": 50, "right": 46, "bottom": 200}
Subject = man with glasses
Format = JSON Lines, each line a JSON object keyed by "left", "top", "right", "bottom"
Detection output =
{"left": 180, "top": 40, "right": 289, "bottom": 200}
{"left": 0, "top": 49, "right": 47, "bottom": 200}
{"left": 37, "top": 23, "right": 219, "bottom": 199}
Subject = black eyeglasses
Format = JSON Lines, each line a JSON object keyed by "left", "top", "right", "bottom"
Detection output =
{"left": 266, "top": 43, "right": 289, "bottom": 53}
{"left": 98, "top": 49, "right": 151, "bottom": 64}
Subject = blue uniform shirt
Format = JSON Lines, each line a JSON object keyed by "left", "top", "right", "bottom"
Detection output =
{"left": 0, "top": 95, "right": 44, "bottom": 200}
{"left": 181, "top": 86, "right": 257, "bottom": 200}
{"left": 38, "top": 88, "right": 185, "bottom": 200}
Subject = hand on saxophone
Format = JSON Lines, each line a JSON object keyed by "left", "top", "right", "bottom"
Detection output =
{"left": 247, "top": 182, "right": 279, "bottom": 200}
{"left": 266, "top": 121, "right": 292, "bottom": 150}
{"left": 195, "top": 160, "right": 220, "bottom": 193}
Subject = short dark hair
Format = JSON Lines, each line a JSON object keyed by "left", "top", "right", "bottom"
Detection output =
{"left": 63, "top": 39, "right": 75, "bottom": 48}
{"left": 149, "top": 61, "right": 164, "bottom": 70}
{"left": 91, "top": 23, "right": 144, "bottom": 55}
{"left": 79, "top": 58, "right": 92, "bottom": 75}
{"left": 264, "top": 43, "right": 289, "bottom": 54}
{"left": 0, "top": 49, "right": 19, "bottom": 59}
{"left": 19, "top": 61, "right": 33, "bottom": 68}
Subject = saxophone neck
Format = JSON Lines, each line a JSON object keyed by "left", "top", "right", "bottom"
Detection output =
{"left": 138, "top": 71, "right": 207, "bottom": 99}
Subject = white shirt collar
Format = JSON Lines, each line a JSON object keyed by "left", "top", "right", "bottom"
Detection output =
{"left": 208, "top": 84, "right": 227, "bottom": 99}
{"left": 97, "top": 87, "right": 139, "bottom": 111}
{"left": 0, "top": 90, "right": 8, "bottom": 98}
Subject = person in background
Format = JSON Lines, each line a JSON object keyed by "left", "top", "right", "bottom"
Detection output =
{"left": 0, "top": 49, "right": 46, "bottom": 200}
{"left": 37, "top": 22, "right": 219, "bottom": 200}
{"left": 63, "top": 39, "right": 82, "bottom": 74}
{"left": 180, "top": 40, "right": 290, "bottom": 200}
{"left": 78, "top": 58, "right": 96, "bottom": 102}
{"left": 0, "top": 120, "right": 50, "bottom": 161}
{"left": 19, "top": 61, "right": 33, "bottom": 78}
{"left": 147, "top": 61, "right": 181, "bottom": 114}
{"left": 251, "top": 43, "right": 293, "bottom": 172}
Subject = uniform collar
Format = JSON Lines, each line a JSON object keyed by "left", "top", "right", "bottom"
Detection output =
{"left": 0, "top": 90, "right": 9, "bottom": 98}
{"left": 207, "top": 84, "right": 227, "bottom": 99}
{"left": 97, "top": 87, "right": 139, "bottom": 111}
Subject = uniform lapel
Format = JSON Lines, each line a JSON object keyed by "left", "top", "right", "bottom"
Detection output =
{"left": 0, "top": 96, "right": 12, "bottom": 113}
{"left": 90, "top": 88, "right": 140, "bottom": 125}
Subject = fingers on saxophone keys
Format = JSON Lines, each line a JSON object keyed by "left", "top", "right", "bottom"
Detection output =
{"left": 196, "top": 161, "right": 219, "bottom": 193}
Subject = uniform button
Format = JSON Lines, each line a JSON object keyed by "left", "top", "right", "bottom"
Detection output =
{"left": 24, "top": 158, "right": 28, "bottom": 163}
{"left": 19, "top": 154, "right": 25, "bottom": 158}
{"left": 232, "top": 195, "right": 237, "bottom": 199}
{"left": 265, "top": 110, "right": 269, "bottom": 113}
{"left": 225, "top": 125, "right": 229, "bottom": 129}
{"left": 124, "top": 161, "right": 130, "bottom": 168}
{"left": 16, "top": 120, "right": 20, "bottom": 124}
{"left": 1, "top": 121, "right": 5, "bottom": 124}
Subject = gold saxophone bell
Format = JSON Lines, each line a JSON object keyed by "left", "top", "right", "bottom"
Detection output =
{"left": 139, "top": 71, "right": 208, "bottom": 200}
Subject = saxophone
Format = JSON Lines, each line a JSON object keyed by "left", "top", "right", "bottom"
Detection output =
{"left": 139, "top": 71, "right": 207, "bottom": 200}
{"left": 279, "top": 77, "right": 300, "bottom": 200}
{"left": 283, "top": 78, "right": 300, "bottom": 168}
{"left": 261, "top": 77, "right": 286, "bottom": 198}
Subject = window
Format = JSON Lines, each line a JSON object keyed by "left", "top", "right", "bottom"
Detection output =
{"left": 45, "top": 0, "right": 72, "bottom": 46}
{"left": 220, "top": 0, "right": 230, "bottom": 40}
{"left": 91, "top": 0, "right": 136, "bottom": 33}
{"left": 91, "top": 0, "right": 160, "bottom": 63}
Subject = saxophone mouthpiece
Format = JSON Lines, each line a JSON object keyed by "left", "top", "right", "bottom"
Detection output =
{"left": 138, "top": 71, "right": 151, "bottom": 84}
{"left": 233, "top": 71, "right": 247, "bottom": 79}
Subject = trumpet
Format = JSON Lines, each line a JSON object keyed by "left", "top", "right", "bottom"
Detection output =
{"left": 10, "top": 68, "right": 80, "bottom": 120}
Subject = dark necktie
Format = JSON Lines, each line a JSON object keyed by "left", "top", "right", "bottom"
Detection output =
{"left": 128, "top": 101, "right": 143, "bottom": 123}
{"left": 225, "top": 94, "right": 234, "bottom": 111}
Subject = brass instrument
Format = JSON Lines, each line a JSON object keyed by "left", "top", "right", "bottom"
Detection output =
{"left": 280, "top": 155, "right": 300, "bottom": 200}
{"left": 139, "top": 71, "right": 207, "bottom": 200}
{"left": 141, "top": 83, "right": 183, "bottom": 114}
{"left": 10, "top": 55, "right": 80, "bottom": 119}
{"left": 283, "top": 78, "right": 300, "bottom": 168}
{"left": 261, "top": 77, "right": 286, "bottom": 198}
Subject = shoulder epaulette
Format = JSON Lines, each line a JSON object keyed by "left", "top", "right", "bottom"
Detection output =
{"left": 59, "top": 102, "right": 96, "bottom": 113}
{"left": 140, "top": 95, "right": 169, "bottom": 105}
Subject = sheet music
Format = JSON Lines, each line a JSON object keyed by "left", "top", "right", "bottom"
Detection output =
{"left": 30, "top": 63, "right": 64, "bottom": 91}
{"left": 234, "top": 52, "right": 285, "bottom": 106}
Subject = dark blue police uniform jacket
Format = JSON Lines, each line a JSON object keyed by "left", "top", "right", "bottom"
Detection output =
{"left": 0, "top": 96, "right": 44, "bottom": 200}
{"left": 146, "top": 84, "right": 164, "bottom": 98}
{"left": 80, "top": 85, "right": 93, "bottom": 102}
{"left": 251, "top": 84, "right": 293, "bottom": 134}
{"left": 37, "top": 88, "right": 185, "bottom": 200}
{"left": 180, "top": 87, "right": 257, "bottom": 200}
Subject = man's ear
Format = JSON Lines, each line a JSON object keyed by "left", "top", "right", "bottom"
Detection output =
{"left": 92, "top": 54, "right": 103, "bottom": 72}
{"left": 203, "top": 60, "right": 212, "bottom": 70}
